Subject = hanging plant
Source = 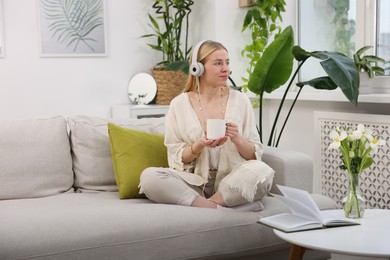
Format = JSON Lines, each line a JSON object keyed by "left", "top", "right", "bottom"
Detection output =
{"left": 328, "top": 0, "right": 355, "bottom": 57}
{"left": 240, "top": 0, "right": 286, "bottom": 93}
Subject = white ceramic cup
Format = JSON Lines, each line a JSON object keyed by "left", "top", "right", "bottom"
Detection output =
{"left": 206, "top": 119, "right": 226, "bottom": 140}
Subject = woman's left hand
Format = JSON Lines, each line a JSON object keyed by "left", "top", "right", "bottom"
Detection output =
{"left": 225, "top": 122, "right": 241, "bottom": 143}
{"left": 225, "top": 121, "right": 256, "bottom": 160}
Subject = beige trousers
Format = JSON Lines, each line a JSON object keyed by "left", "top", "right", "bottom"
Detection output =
{"left": 139, "top": 161, "right": 274, "bottom": 207}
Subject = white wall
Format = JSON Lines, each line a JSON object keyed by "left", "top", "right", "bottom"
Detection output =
{"left": 2, "top": 0, "right": 389, "bottom": 187}
{"left": 0, "top": 0, "right": 150, "bottom": 119}
{"left": 0, "top": 0, "right": 248, "bottom": 120}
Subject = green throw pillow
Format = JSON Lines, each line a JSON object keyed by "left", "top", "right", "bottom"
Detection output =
{"left": 108, "top": 123, "right": 168, "bottom": 199}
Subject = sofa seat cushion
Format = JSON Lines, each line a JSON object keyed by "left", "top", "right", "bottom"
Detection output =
{"left": 68, "top": 116, "right": 165, "bottom": 192}
{"left": 0, "top": 192, "right": 293, "bottom": 260}
{"left": 0, "top": 117, "right": 74, "bottom": 200}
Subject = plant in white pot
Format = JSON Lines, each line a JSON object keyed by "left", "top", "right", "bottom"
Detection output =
{"left": 353, "top": 45, "right": 385, "bottom": 94}
{"left": 141, "top": 0, "right": 194, "bottom": 105}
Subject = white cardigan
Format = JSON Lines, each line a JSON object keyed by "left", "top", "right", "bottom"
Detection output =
{"left": 164, "top": 89, "right": 263, "bottom": 190}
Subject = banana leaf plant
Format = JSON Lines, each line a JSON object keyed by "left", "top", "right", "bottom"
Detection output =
{"left": 248, "top": 25, "right": 359, "bottom": 147}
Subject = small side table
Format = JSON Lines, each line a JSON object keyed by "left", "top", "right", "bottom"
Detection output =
{"left": 111, "top": 104, "right": 169, "bottom": 119}
{"left": 274, "top": 209, "right": 390, "bottom": 260}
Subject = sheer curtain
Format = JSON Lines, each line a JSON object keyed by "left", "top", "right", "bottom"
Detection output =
{"left": 377, "top": 0, "right": 390, "bottom": 76}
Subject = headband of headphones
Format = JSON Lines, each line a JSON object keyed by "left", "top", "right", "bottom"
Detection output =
{"left": 190, "top": 40, "right": 207, "bottom": 76}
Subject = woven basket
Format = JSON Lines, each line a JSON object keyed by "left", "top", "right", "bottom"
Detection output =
{"left": 152, "top": 68, "right": 188, "bottom": 105}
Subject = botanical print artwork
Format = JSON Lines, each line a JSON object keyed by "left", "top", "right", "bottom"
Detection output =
{"left": 39, "top": 0, "right": 106, "bottom": 56}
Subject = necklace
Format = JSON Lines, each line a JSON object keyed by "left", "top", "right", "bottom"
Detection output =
{"left": 197, "top": 86, "right": 226, "bottom": 133}
{"left": 197, "top": 87, "right": 226, "bottom": 114}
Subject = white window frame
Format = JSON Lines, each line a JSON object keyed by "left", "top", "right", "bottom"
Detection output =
{"left": 362, "top": 0, "right": 390, "bottom": 93}
{"left": 355, "top": 0, "right": 389, "bottom": 93}
{"left": 355, "top": 0, "right": 375, "bottom": 50}
{"left": 296, "top": 0, "right": 390, "bottom": 94}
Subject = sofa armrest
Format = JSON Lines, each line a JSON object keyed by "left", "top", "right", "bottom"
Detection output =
{"left": 262, "top": 146, "right": 313, "bottom": 194}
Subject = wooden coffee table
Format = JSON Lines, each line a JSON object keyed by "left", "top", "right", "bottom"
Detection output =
{"left": 274, "top": 209, "right": 390, "bottom": 260}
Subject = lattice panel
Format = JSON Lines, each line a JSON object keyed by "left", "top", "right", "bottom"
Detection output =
{"left": 316, "top": 112, "right": 390, "bottom": 209}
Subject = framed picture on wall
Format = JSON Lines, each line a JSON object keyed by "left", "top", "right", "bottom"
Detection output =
{"left": 38, "top": 0, "right": 107, "bottom": 57}
{"left": 0, "top": 0, "right": 4, "bottom": 58}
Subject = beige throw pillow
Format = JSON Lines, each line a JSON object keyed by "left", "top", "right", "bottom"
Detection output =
{"left": 68, "top": 115, "right": 165, "bottom": 192}
{"left": 0, "top": 117, "right": 74, "bottom": 200}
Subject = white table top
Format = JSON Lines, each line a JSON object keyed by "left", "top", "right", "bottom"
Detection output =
{"left": 274, "top": 209, "right": 390, "bottom": 257}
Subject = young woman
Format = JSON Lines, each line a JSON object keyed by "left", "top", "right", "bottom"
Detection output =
{"left": 139, "top": 40, "right": 274, "bottom": 211}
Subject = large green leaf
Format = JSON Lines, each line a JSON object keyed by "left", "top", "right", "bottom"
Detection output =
{"left": 292, "top": 45, "right": 319, "bottom": 62}
{"left": 297, "top": 76, "right": 338, "bottom": 90}
{"left": 314, "top": 51, "right": 360, "bottom": 106}
{"left": 248, "top": 26, "right": 294, "bottom": 94}
{"left": 165, "top": 60, "right": 189, "bottom": 74}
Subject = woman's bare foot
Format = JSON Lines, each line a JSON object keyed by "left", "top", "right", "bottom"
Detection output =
{"left": 190, "top": 196, "right": 217, "bottom": 208}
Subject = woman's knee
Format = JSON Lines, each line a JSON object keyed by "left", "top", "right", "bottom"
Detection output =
{"left": 218, "top": 160, "right": 275, "bottom": 207}
{"left": 139, "top": 167, "right": 163, "bottom": 189}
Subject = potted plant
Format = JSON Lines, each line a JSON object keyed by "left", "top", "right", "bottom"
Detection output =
{"left": 353, "top": 45, "right": 385, "bottom": 94}
{"left": 141, "top": 0, "right": 194, "bottom": 104}
{"left": 247, "top": 26, "right": 360, "bottom": 147}
{"left": 354, "top": 45, "right": 385, "bottom": 78}
{"left": 240, "top": 0, "right": 286, "bottom": 92}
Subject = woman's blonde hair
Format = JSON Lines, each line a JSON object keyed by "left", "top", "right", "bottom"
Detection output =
{"left": 182, "top": 40, "right": 228, "bottom": 92}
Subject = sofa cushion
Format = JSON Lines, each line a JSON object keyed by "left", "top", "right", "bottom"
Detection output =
{"left": 108, "top": 123, "right": 168, "bottom": 199}
{"left": 0, "top": 117, "right": 74, "bottom": 200}
{"left": 0, "top": 192, "right": 291, "bottom": 260}
{"left": 68, "top": 116, "right": 165, "bottom": 192}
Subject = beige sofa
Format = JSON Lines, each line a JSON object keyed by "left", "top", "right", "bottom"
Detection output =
{"left": 0, "top": 116, "right": 336, "bottom": 260}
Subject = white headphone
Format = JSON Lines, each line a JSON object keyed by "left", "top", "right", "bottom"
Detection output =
{"left": 190, "top": 40, "right": 207, "bottom": 76}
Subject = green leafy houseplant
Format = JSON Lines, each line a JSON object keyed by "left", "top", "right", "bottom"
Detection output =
{"left": 141, "top": 0, "right": 193, "bottom": 104}
{"left": 240, "top": 0, "right": 286, "bottom": 92}
{"left": 353, "top": 45, "right": 385, "bottom": 78}
{"left": 141, "top": 0, "right": 193, "bottom": 72}
{"left": 248, "top": 26, "right": 360, "bottom": 147}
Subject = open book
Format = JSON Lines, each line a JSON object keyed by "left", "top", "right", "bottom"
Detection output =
{"left": 258, "top": 185, "right": 360, "bottom": 233}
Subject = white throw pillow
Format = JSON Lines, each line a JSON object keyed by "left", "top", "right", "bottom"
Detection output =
{"left": 0, "top": 117, "right": 74, "bottom": 200}
{"left": 68, "top": 115, "right": 165, "bottom": 192}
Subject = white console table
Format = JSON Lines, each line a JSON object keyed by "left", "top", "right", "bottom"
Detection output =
{"left": 111, "top": 104, "right": 169, "bottom": 119}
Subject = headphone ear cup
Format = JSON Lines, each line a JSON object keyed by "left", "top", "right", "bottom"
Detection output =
{"left": 190, "top": 40, "right": 206, "bottom": 76}
{"left": 190, "top": 62, "right": 204, "bottom": 76}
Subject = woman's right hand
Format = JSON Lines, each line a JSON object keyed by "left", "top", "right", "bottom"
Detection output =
{"left": 183, "top": 136, "right": 227, "bottom": 164}
{"left": 201, "top": 136, "right": 228, "bottom": 148}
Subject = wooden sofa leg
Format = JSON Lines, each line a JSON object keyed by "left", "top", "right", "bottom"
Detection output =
{"left": 288, "top": 244, "right": 306, "bottom": 260}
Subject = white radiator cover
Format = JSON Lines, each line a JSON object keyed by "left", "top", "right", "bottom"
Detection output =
{"left": 314, "top": 111, "right": 390, "bottom": 209}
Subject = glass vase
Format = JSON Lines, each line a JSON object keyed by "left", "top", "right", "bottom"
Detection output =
{"left": 342, "top": 172, "right": 365, "bottom": 219}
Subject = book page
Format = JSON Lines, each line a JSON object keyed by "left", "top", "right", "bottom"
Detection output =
{"left": 260, "top": 213, "right": 322, "bottom": 232}
{"left": 319, "top": 210, "right": 360, "bottom": 226}
{"left": 259, "top": 185, "right": 360, "bottom": 232}
{"left": 277, "top": 185, "right": 322, "bottom": 216}
{"left": 273, "top": 194, "right": 323, "bottom": 224}
{"left": 275, "top": 185, "right": 359, "bottom": 227}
